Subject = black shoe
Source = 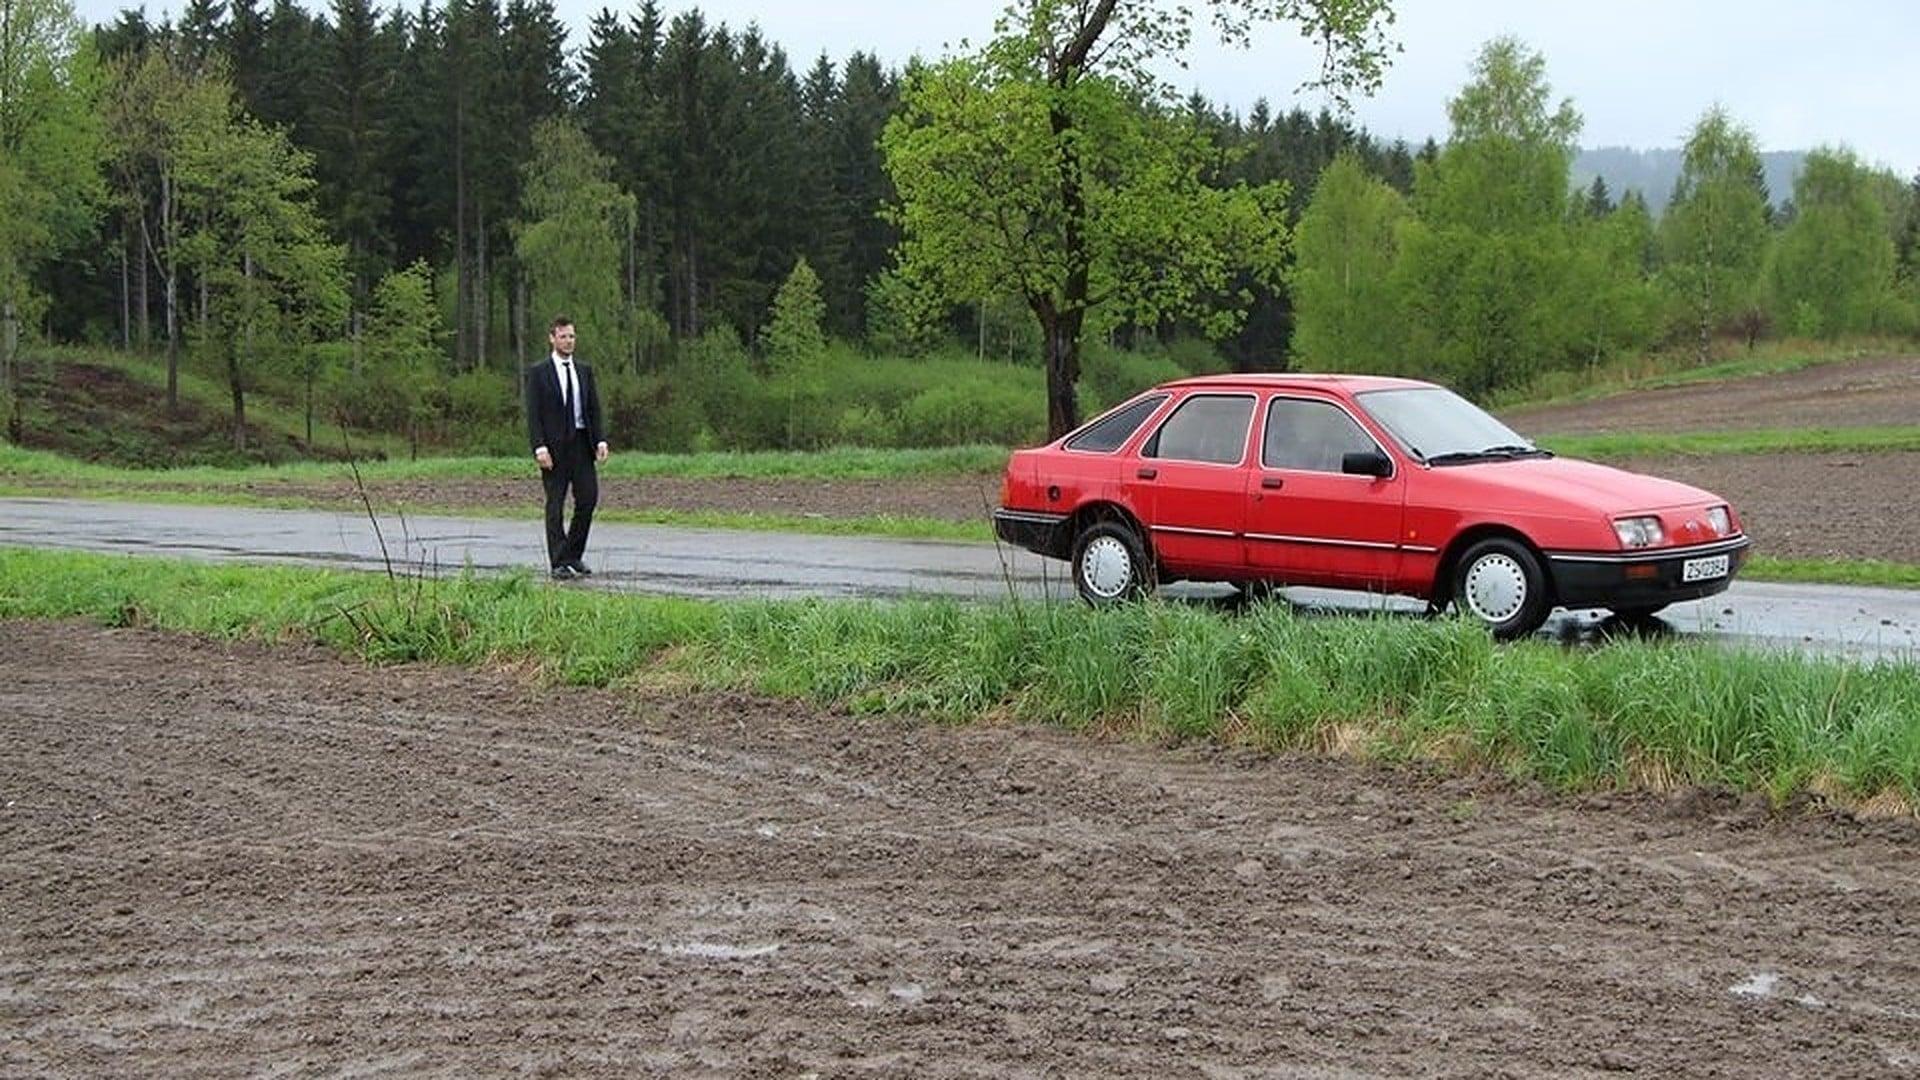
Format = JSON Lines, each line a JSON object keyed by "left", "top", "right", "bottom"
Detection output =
{"left": 568, "top": 561, "right": 593, "bottom": 576}
{"left": 550, "top": 564, "right": 577, "bottom": 580}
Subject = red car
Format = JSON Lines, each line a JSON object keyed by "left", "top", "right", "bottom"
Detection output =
{"left": 993, "top": 374, "right": 1750, "bottom": 638}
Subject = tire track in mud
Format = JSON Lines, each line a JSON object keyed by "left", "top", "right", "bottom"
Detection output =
{"left": 5, "top": 621, "right": 1919, "bottom": 1077}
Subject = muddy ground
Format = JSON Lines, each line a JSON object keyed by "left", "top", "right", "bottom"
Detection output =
{"left": 4, "top": 621, "right": 1919, "bottom": 1077}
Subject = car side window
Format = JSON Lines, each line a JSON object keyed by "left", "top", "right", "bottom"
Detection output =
{"left": 1065, "top": 394, "right": 1167, "bottom": 453}
{"left": 1262, "top": 398, "right": 1380, "bottom": 473}
{"left": 1143, "top": 394, "right": 1255, "bottom": 464}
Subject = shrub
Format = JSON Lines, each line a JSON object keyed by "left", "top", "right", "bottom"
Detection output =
{"left": 894, "top": 381, "right": 1044, "bottom": 447}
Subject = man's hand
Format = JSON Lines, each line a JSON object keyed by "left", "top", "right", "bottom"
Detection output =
{"left": 534, "top": 447, "right": 553, "bottom": 470}
{"left": 595, "top": 441, "right": 609, "bottom": 464}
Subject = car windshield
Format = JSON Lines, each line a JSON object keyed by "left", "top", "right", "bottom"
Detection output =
{"left": 1355, "top": 387, "right": 1547, "bottom": 465}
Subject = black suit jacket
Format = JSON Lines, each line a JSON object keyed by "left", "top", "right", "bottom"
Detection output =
{"left": 524, "top": 356, "right": 606, "bottom": 452}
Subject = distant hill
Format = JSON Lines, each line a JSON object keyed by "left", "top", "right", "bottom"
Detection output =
{"left": 1573, "top": 147, "right": 1806, "bottom": 215}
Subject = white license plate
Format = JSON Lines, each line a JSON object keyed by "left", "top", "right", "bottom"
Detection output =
{"left": 1682, "top": 554, "right": 1730, "bottom": 582}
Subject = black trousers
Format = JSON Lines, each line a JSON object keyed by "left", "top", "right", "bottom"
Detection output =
{"left": 542, "top": 436, "right": 599, "bottom": 568}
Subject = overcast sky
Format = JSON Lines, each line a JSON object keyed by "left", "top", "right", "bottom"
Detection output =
{"left": 87, "top": 0, "right": 1920, "bottom": 175}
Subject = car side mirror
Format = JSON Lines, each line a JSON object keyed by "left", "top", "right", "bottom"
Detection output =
{"left": 1342, "top": 450, "right": 1391, "bottom": 478}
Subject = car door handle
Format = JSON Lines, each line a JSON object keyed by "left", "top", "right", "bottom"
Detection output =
{"left": 1261, "top": 476, "right": 1284, "bottom": 489}
{"left": 1136, "top": 467, "right": 1158, "bottom": 480}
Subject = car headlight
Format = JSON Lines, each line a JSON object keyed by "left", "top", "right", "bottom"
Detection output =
{"left": 1614, "top": 515, "right": 1664, "bottom": 549}
{"left": 1706, "top": 506, "right": 1732, "bottom": 536}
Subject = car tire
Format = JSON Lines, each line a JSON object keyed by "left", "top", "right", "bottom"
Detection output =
{"left": 1072, "top": 521, "right": 1152, "bottom": 606}
{"left": 1452, "top": 537, "right": 1550, "bottom": 640}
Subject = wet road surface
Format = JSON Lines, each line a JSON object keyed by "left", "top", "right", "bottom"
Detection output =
{"left": 3, "top": 497, "right": 1916, "bottom": 660}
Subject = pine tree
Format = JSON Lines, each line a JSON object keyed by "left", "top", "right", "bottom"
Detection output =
{"left": 312, "top": 0, "right": 397, "bottom": 333}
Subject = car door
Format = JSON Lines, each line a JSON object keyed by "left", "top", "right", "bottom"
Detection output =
{"left": 1243, "top": 395, "right": 1406, "bottom": 587}
{"left": 1127, "top": 392, "right": 1257, "bottom": 574}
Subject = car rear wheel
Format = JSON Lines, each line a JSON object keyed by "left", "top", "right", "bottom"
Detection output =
{"left": 1453, "top": 537, "right": 1550, "bottom": 640}
{"left": 1072, "top": 521, "right": 1152, "bottom": 605}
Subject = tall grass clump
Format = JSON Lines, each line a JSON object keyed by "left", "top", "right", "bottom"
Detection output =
{"left": 5, "top": 549, "right": 1919, "bottom": 812}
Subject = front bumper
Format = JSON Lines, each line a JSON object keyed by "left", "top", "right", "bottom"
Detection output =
{"left": 1546, "top": 536, "right": 1752, "bottom": 610}
{"left": 992, "top": 508, "right": 1072, "bottom": 560}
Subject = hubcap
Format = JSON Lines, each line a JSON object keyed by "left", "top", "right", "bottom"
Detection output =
{"left": 1463, "top": 553, "right": 1527, "bottom": 624}
{"left": 1081, "top": 535, "right": 1134, "bottom": 599}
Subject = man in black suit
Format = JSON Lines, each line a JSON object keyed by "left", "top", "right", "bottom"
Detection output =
{"left": 524, "top": 315, "right": 608, "bottom": 579}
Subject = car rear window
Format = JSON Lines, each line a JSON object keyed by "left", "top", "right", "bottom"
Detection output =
{"left": 1143, "top": 394, "right": 1255, "bottom": 464}
{"left": 1065, "top": 394, "right": 1167, "bottom": 453}
{"left": 1262, "top": 398, "right": 1380, "bottom": 472}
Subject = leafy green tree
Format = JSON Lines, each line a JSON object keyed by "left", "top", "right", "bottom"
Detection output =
{"left": 0, "top": 0, "right": 105, "bottom": 442}
{"left": 764, "top": 255, "right": 828, "bottom": 446}
{"left": 105, "top": 47, "right": 237, "bottom": 411}
{"left": 882, "top": 0, "right": 1395, "bottom": 438}
{"left": 1899, "top": 170, "right": 1920, "bottom": 282}
{"left": 1770, "top": 147, "right": 1897, "bottom": 337}
{"left": 173, "top": 74, "right": 348, "bottom": 449}
{"left": 1561, "top": 197, "right": 1661, "bottom": 366}
{"left": 341, "top": 258, "right": 442, "bottom": 454}
{"left": 514, "top": 117, "right": 637, "bottom": 370}
{"left": 764, "top": 256, "right": 826, "bottom": 371}
{"left": 1394, "top": 36, "right": 1585, "bottom": 394}
{"left": 1287, "top": 151, "right": 1405, "bottom": 371}
{"left": 1659, "top": 107, "right": 1771, "bottom": 359}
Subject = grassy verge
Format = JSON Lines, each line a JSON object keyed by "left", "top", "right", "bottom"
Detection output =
{"left": 1546, "top": 426, "right": 1920, "bottom": 459}
{"left": 1745, "top": 556, "right": 1920, "bottom": 590}
{"left": 0, "top": 442, "right": 1007, "bottom": 485}
{"left": 4, "top": 549, "right": 1917, "bottom": 814}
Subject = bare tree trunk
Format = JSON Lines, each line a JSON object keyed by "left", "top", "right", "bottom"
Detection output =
{"left": 514, "top": 271, "right": 527, "bottom": 366}
{"left": 159, "top": 170, "right": 181, "bottom": 412}
{"left": 3, "top": 297, "right": 20, "bottom": 445}
{"left": 453, "top": 85, "right": 470, "bottom": 369}
{"left": 119, "top": 236, "right": 131, "bottom": 351}
{"left": 136, "top": 216, "right": 151, "bottom": 353}
{"left": 1036, "top": 301, "right": 1082, "bottom": 440}
{"left": 227, "top": 340, "right": 246, "bottom": 452}
{"left": 686, "top": 234, "right": 700, "bottom": 338}
{"left": 625, "top": 215, "right": 638, "bottom": 371}
{"left": 230, "top": 254, "right": 252, "bottom": 452}
{"left": 475, "top": 203, "right": 489, "bottom": 366}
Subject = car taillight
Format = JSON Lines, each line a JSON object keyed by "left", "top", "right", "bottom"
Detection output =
{"left": 1000, "top": 470, "right": 1013, "bottom": 508}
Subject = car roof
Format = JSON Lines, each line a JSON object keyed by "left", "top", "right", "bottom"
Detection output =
{"left": 1157, "top": 372, "right": 1437, "bottom": 395}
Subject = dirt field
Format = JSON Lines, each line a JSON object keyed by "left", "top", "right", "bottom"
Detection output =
{"left": 4, "top": 621, "right": 1919, "bottom": 1076}
{"left": 1500, "top": 356, "right": 1920, "bottom": 435}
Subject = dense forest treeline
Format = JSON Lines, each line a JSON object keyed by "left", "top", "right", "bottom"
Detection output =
{"left": 4, "top": 0, "right": 1919, "bottom": 459}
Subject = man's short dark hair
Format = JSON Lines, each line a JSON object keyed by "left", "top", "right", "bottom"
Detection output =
{"left": 549, "top": 315, "right": 573, "bottom": 332}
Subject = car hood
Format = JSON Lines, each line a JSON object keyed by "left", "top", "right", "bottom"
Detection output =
{"left": 1430, "top": 455, "right": 1724, "bottom": 515}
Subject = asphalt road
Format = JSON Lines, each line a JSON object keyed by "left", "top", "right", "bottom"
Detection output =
{"left": 4, "top": 497, "right": 1917, "bottom": 660}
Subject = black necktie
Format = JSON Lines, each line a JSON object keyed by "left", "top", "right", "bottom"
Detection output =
{"left": 559, "top": 361, "right": 574, "bottom": 419}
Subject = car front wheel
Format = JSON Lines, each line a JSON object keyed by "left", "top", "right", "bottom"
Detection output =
{"left": 1453, "top": 537, "right": 1550, "bottom": 640}
{"left": 1072, "top": 521, "right": 1152, "bottom": 605}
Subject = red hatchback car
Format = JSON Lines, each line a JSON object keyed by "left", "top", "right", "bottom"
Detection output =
{"left": 993, "top": 374, "right": 1751, "bottom": 638}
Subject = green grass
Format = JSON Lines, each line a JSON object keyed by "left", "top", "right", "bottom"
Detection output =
{"left": 1545, "top": 426, "right": 1920, "bottom": 459}
{"left": 0, "top": 441, "right": 1007, "bottom": 485}
{"left": 1745, "top": 556, "right": 1920, "bottom": 590}
{"left": 5, "top": 549, "right": 1917, "bottom": 813}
